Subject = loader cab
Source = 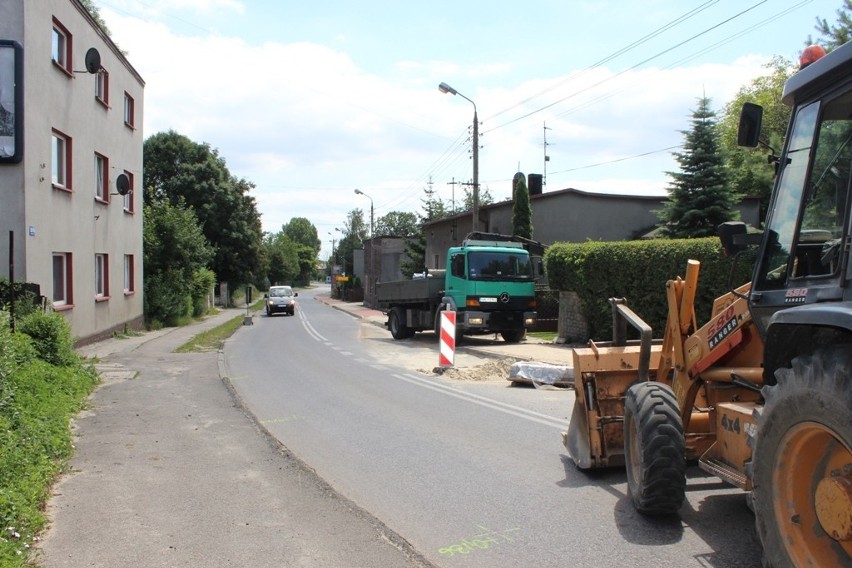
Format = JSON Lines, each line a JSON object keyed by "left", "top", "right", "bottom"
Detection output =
{"left": 741, "top": 51, "right": 852, "bottom": 337}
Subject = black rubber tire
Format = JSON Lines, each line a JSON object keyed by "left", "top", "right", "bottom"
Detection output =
{"left": 389, "top": 307, "right": 413, "bottom": 340}
{"left": 500, "top": 329, "right": 526, "bottom": 343}
{"left": 752, "top": 346, "right": 852, "bottom": 568}
{"left": 623, "top": 381, "right": 686, "bottom": 515}
{"left": 433, "top": 308, "right": 443, "bottom": 337}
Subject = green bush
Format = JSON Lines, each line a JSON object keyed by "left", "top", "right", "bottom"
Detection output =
{"left": 191, "top": 268, "right": 216, "bottom": 317}
{"left": 0, "top": 279, "right": 42, "bottom": 319}
{"left": 144, "top": 269, "right": 192, "bottom": 327}
{"left": 544, "top": 238, "right": 753, "bottom": 339}
{"left": 16, "top": 311, "right": 77, "bottom": 367}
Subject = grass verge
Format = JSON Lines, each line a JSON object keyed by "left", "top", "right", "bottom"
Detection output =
{"left": 175, "top": 300, "right": 265, "bottom": 353}
{"left": 528, "top": 331, "right": 557, "bottom": 342}
{"left": 175, "top": 314, "right": 246, "bottom": 353}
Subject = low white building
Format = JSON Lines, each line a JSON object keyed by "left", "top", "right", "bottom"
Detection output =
{"left": 0, "top": 0, "right": 145, "bottom": 344}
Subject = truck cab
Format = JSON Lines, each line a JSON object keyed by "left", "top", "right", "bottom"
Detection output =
{"left": 443, "top": 238, "right": 538, "bottom": 342}
{"left": 374, "top": 232, "right": 540, "bottom": 343}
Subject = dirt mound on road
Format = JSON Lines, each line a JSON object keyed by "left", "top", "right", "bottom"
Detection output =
{"left": 420, "top": 358, "right": 516, "bottom": 382}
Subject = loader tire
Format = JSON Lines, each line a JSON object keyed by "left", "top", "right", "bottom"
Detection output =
{"left": 752, "top": 346, "right": 852, "bottom": 568}
{"left": 389, "top": 307, "right": 414, "bottom": 340}
{"left": 623, "top": 382, "right": 686, "bottom": 515}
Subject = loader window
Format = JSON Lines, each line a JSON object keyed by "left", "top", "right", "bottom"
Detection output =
{"left": 756, "top": 102, "right": 817, "bottom": 289}
{"left": 757, "top": 96, "right": 852, "bottom": 288}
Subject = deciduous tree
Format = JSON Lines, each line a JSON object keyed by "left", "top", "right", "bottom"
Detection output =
{"left": 143, "top": 131, "right": 263, "bottom": 290}
{"left": 143, "top": 200, "right": 213, "bottom": 325}
{"left": 718, "top": 57, "right": 795, "bottom": 222}
{"left": 375, "top": 211, "right": 419, "bottom": 238}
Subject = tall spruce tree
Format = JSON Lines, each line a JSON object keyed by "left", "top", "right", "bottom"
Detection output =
{"left": 512, "top": 174, "right": 533, "bottom": 239}
{"left": 657, "top": 97, "right": 736, "bottom": 238}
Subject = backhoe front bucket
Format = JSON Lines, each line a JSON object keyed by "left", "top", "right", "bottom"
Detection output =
{"left": 563, "top": 341, "right": 662, "bottom": 469}
{"left": 564, "top": 397, "right": 593, "bottom": 469}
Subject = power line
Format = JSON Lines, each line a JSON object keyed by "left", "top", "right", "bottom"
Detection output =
{"left": 485, "top": 0, "right": 721, "bottom": 122}
{"left": 483, "top": 1, "right": 769, "bottom": 135}
{"left": 549, "top": 145, "right": 682, "bottom": 175}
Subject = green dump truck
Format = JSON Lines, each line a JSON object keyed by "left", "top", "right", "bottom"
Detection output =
{"left": 375, "top": 233, "right": 542, "bottom": 343}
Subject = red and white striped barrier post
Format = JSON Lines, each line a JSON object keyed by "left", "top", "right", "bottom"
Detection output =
{"left": 439, "top": 311, "right": 456, "bottom": 368}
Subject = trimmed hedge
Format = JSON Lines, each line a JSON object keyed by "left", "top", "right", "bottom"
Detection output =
{"left": 544, "top": 238, "right": 752, "bottom": 340}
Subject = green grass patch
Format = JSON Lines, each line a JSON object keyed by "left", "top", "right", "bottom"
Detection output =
{"left": 175, "top": 314, "right": 246, "bottom": 353}
{"left": 528, "top": 331, "right": 557, "bottom": 342}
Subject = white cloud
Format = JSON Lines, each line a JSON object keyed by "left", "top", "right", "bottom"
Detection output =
{"left": 104, "top": 7, "right": 778, "bottom": 245}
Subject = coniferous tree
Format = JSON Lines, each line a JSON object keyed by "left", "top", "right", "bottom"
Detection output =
{"left": 813, "top": 0, "right": 852, "bottom": 51}
{"left": 512, "top": 174, "right": 533, "bottom": 239}
{"left": 401, "top": 187, "right": 447, "bottom": 277}
{"left": 657, "top": 97, "right": 737, "bottom": 238}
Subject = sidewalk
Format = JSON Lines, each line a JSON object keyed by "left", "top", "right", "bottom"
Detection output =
{"left": 315, "top": 294, "right": 577, "bottom": 368}
{"left": 37, "top": 308, "right": 428, "bottom": 568}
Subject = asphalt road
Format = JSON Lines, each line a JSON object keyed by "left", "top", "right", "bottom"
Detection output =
{"left": 224, "top": 286, "right": 766, "bottom": 568}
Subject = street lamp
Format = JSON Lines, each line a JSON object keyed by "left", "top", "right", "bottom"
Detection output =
{"left": 354, "top": 189, "right": 376, "bottom": 305}
{"left": 354, "top": 189, "right": 373, "bottom": 237}
{"left": 439, "top": 81, "right": 479, "bottom": 232}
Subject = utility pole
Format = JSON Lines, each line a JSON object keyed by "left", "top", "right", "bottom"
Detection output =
{"left": 472, "top": 108, "right": 479, "bottom": 232}
{"left": 447, "top": 177, "right": 459, "bottom": 241}
{"left": 438, "top": 82, "right": 478, "bottom": 232}
{"left": 447, "top": 177, "right": 457, "bottom": 214}
{"left": 543, "top": 122, "right": 552, "bottom": 188}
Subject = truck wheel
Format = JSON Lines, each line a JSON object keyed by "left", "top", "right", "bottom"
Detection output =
{"left": 752, "top": 346, "right": 852, "bottom": 568}
{"left": 434, "top": 307, "right": 444, "bottom": 337}
{"left": 623, "top": 382, "right": 686, "bottom": 515}
{"left": 389, "top": 307, "right": 414, "bottom": 340}
{"left": 500, "top": 329, "right": 526, "bottom": 343}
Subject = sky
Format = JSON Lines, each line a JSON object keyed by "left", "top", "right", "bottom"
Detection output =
{"left": 93, "top": 0, "right": 843, "bottom": 258}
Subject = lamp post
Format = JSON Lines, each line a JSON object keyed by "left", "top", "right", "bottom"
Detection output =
{"left": 327, "top": 232, "right": 336, "bottom": 273}
{"left": 439, "top": 81, "right": 479, "bottom": 232}
{"left": 335, "top": 227, "right": 346, "bottom": 275}
{"left": 353, "top": 189, "right": 373, "bottom": 237}
{"left": 354, "top": 189, "right": 375, "bottom": 306}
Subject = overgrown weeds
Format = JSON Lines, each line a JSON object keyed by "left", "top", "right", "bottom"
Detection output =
{"left": 0, "top": 312, "right": 98, "bottom": 566}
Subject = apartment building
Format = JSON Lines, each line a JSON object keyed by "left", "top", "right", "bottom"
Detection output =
{"left": 0, "top": 0, "right": 145, "bottom": 344}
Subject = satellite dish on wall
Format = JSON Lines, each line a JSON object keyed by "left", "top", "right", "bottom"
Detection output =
{"left": 115, "top": 173, "right": 131, "bottom": 196}
{"left": 84, "top": 48, "right": 101, "bottom": 74}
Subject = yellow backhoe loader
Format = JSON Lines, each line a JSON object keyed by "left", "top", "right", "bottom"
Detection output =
{"left": 563, "top": 43, "right": 852, "bottom": 568}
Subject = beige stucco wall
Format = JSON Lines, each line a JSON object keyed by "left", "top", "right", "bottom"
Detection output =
{"left": 0, "top": 0, "right": 144, "bottom": 343}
